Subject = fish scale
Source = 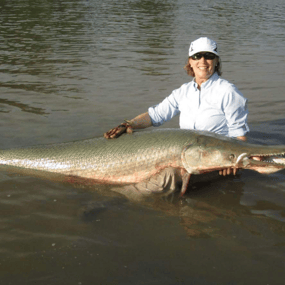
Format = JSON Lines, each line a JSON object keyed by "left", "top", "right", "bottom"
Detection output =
{"left": 0, "top": 129, "right": 193, "bottom": 184}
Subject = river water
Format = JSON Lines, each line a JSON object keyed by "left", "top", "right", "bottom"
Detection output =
{"left": 0, "top": 0, "right": 285, "bottom": 284}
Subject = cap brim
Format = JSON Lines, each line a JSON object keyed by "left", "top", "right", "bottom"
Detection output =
{"left": 189, "top": 50, "right": 219, "bottom": 57}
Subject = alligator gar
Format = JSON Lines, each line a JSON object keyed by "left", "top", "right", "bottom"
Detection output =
{"left": 1, "top": 129, "right": 285, "bottom": 195}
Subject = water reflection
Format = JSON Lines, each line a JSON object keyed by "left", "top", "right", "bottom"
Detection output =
{"left": 0, "top": 98, "right": 48, "bottom": 115}
{"left": 88, "top": 0, "right": 178, "bottom": 76}
{"left": 0, "top": 0, "right": 93, "bottom": 95}
{"left": 148, "top": 174, "right": 285, "bottom": 239}
{"left": 74, "top": 172, "right": 285, "bottom": 239}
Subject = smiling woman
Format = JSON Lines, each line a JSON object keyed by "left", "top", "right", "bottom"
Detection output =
{"left": 184, "top": 38, "right": 222, "bottom": 84}
{"left": 186, "top": 52, "right": 219, "bottom": 84}
{"left": 104, "top": 37, "right": 250, "bottom": 176}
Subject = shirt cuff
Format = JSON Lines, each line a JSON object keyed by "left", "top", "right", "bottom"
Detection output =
{"left": 228, "top": 124, "right": 250, "bottom": 137}
{"left": 148, "top": 106, "right": 163, "bottom": 127}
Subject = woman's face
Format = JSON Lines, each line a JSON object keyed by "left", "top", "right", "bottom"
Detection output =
{"left": 189, "top": 52, "right": 219, "bottom": 83}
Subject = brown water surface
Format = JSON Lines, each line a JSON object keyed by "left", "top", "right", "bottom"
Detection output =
{"left": 1, "top": 0, "right": 285, "bottom": 284}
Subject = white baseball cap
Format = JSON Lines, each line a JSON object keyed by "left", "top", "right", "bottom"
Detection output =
{"left": 188, "top": 37, "right": 219, "bottom": 57}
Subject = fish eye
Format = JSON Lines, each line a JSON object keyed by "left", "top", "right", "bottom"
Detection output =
{"left": 229, "top": 154, "right": 235, "bottom": 160}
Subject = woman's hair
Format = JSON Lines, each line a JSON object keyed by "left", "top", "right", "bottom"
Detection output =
{"left": 183, "top": 56, "right": 222, "bottom": 77}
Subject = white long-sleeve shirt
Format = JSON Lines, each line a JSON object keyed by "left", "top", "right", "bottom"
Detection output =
{"left": 148, "top": 73, "right": 249, "bottom": 137}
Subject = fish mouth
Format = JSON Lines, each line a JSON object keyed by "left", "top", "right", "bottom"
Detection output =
{"left": 238, "top": 153, "right": 285, "bottom": 173}
{"left": 249, "top": 154, "right": 285, "bottom": 164}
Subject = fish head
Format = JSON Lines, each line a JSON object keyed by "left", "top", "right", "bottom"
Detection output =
{"left": 181, "top": 133, "right": 285, "bottom": 175}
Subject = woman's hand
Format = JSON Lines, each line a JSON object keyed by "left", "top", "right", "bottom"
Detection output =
{"left": 104, "top": 112, "right": 153, "bottom": 139}
{"left": 219, "top": 168, "right": 238, "bottom": 176}
{"left": 104, "top": 121, "right": 133, "bottom": 139}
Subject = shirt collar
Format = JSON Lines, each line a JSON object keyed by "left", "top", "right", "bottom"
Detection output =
{"left": 193, "top": 72, "right": 219, "bottom": 90}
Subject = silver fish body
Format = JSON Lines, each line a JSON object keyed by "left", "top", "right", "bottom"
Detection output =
{"left": 0, "top": 129, "right": 195, "bottom": 184}
{"left": 1, "top": 129, "right": 285, "bottom": 194}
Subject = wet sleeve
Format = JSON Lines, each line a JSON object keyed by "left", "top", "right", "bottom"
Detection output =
{"left": 148, "top": 92, "right": 180, "bottom": 127}
{"left": 223, "top": 86, "right": 250, "bottom": 137}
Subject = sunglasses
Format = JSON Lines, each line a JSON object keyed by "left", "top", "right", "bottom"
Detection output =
{"left": 191, "top": 52, "right": 217, "bottom": 60}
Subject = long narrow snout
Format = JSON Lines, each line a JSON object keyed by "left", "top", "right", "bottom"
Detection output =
{"left": 182, "top": 133, "right": 285, "bottom": 175}
{"left": 234, "top": 144, "right": 285, "bottom": 174}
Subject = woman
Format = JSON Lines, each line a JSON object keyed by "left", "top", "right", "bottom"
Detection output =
{"left": 104, "top": 37, "right": 249, "bottom": 175}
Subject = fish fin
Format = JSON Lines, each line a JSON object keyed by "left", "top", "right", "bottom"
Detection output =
{"left": 180, "top": 173, "right": 191, "bottom": 196}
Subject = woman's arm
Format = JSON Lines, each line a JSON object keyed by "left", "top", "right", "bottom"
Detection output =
{"left": 104, "top": 112, "right": 152, "bottom": 139}
{"left": 129, "top": 112, "right": 153, "bottom": 129}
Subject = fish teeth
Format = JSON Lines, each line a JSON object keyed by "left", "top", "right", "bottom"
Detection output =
{"left": 251, "top": 153, "right": 285, "bottom": 157}
{"left": 272, "top": 158, "right": 285, "bottom": 165}
{"left": 249, "top": 153, "right": 285, "bottom": 165}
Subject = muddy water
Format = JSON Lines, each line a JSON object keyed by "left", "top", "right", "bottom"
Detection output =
{"left": 1, "top": 0, "right": 285, "bottom": 284}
